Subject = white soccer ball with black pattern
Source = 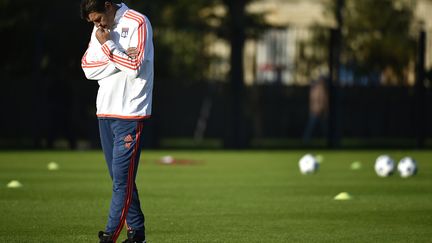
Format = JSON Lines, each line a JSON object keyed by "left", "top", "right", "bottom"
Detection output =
{"left": 374, "top": 155, "right": 395, "bottom": 177}
{"left": 299, "top": 154, "right": 319, "bottom": 174}
{"left": 397, "top": 157, "right": 417, "bottom": 178}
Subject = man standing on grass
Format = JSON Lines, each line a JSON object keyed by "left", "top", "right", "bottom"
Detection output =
{"left": 80, "top": 0, "right": 153, "bottom": 242}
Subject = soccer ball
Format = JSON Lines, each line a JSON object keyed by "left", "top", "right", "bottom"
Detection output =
{"left": 397, "top": 157, "right": 417, "bottom": 178}
{"left": 374, "top": 155, "right": 395, "bottom": 177}
{"left": 299, "top": 154, "right": 319, "bottom": 174}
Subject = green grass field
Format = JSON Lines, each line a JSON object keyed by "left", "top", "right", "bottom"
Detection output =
{"left": 0, "top": 150, "right": 431, "bottom": 242}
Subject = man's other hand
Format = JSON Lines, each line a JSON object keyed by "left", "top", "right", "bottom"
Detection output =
{"left": 126, "top": 47, "right": 139, "bottom": 59}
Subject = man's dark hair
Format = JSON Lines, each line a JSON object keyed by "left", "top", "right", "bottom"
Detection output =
{"left": 80, "top": 0, "right": 114, "bottom": 20}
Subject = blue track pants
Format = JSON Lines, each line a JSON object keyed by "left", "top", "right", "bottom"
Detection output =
{"left": 98, "top": 119, "right": 145, "bottom": 241}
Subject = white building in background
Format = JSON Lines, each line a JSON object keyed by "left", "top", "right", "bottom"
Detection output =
{"left": 245, "top": 0, "right": 332, "bottom": 85}
{"left": 254, "top": 29, "right": 297, "bottom": 85}
{"left": 207, "top": 0, "right": 432, "bottom": 85}
{"left": 247, "top": 0, "right": 334, "bottom": 27}
{"left": 416, "top": 0, "right": 432, "bottom": 70}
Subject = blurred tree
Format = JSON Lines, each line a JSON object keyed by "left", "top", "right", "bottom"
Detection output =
{"left": 342, "top": 0, "right": 416, "bottom": 85}
{"left": 301, "top": 0, "right": 417, "bottom": 86}
{"left": 207, "top": 0, "right": 267, "bottom": 148}
{"left": 212, "top": 0, "right": 267, "bottom": 148}
{"left": 223, "top": 0, "right": 248, "bottom": 148}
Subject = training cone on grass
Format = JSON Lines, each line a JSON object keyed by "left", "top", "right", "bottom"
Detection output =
{"left": 315, "top": 154, "right": 324, "bottom": 164}
{"left": 334, "top": 192, "right": 352, "bottom": 200}
{"left": 350, "top": 161, "right": 362, "bottom": 170}
{"left": 7, "top": 180, "right": 23, "bottom": 189}
{"left": 47, "top": 161, "right": 59, "bottom": 171}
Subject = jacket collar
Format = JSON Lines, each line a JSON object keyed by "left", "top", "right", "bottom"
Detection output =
{"left": 114, "top": 3, "right": 129, "bottom": 25}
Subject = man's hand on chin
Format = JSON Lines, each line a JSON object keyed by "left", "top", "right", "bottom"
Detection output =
{"left": 96, "top": 28, "right": 111, "bottom": 45}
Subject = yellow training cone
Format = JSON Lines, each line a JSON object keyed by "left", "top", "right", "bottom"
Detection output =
{"left": 334, "top": 192, "right": 352, "bottom": 200}
{"left": 350, "top": 161, "right": 362, "bottom": 170}
{"left": 315, "top": 154, "right": 324, "bottom": 164}
{"left": 7, "top": 180, "right": 23, "bottom": 189}
{"left": 47, "top": 162, "right": 59, "bottom": 171}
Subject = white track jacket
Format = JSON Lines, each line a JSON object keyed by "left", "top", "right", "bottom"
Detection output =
{"left": 81, "top": 4, "right": 153, "bottom": 120}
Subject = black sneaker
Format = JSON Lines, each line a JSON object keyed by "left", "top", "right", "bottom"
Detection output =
{"left": 98, "top": 231, "right": 114, "bottom": 243}
{"left": 121, "top": 230, "right": 146, "bottom": 243}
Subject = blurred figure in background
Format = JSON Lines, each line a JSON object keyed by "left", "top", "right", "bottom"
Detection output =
{"left": 302, "top": 76, "right": 328, "bottom": 144}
